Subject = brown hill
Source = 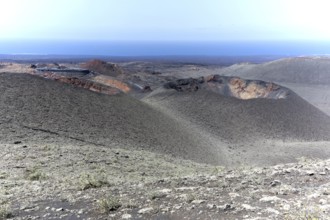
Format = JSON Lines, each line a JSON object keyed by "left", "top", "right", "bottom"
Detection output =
{"left": 81, "top": 59, "right": 124, "bottom": 77}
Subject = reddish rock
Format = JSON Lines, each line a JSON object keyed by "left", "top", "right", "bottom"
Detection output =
{"left": 81, "top": 60, "right": 124, "bottom": 77}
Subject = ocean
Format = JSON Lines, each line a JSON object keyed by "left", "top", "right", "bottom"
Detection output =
{"left": 1, "top": 40, "right": 330, "bottom": 57}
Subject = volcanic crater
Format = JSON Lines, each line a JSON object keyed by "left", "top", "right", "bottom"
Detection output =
{"left": 164, "top": 75, "right": 290, "bottom": 100}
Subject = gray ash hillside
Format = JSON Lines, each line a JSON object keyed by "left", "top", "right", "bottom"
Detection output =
{"left": 147, "top": 75, "right": 330, "bottom": 142}
{"left": 220, "top": 57, "right": 330, "bottom": 84}
{"left": 0, "top": 72, "right": 223, "bottom": 164}
{"left": 1, "top": 72, "right": 330, "bottom": 166}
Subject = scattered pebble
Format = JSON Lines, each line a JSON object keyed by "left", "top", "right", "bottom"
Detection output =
{"left": 260, "top": 196, "right": 281, "bottom": 203}
{"left": 122, "top": 213, "right": 132, "bottom": 219}
{"left": 138, "top": 207, "right": 154, "bottom": 214}
{"left": 242, "top": 204, "right": 256, "bottom": 211}
{"left": 191, "top": 200, "right": 206, "bottom": 205}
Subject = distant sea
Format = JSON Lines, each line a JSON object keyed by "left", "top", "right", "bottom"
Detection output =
{"left": 1, "top": 40, "right": 330, "bottom": 57}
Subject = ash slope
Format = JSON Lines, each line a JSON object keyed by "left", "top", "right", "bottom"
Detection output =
{"left": 143, "top": 78, "right": 330, "bottom": 165}
{"left": 1, "top": 72, "right": 330, "bottom": 166}
{"left": 220, "top": 57, "right": 330, "bottom": 84}
{"left": 144, "top": 88, "right": 330, "bottom": 143}
{"left": 0, "top": 73, "right": 223, "bottom": 164}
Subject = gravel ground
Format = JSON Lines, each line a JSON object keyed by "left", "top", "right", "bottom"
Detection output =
{"left": 1, "top": 141, "right": 330, "bottom": 219}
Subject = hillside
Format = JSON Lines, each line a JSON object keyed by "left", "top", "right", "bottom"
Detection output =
{"left": 0, "top": 72, "right": 222, "bottom": 164}
{"left": 144, "top": 76, "right": 330, "bottom": 165}
{"left": 1, "top": 72, "right": 330, "bottom": 167}
{"left": 80, "top": 59, "right": 124, "bottom": 77}
{"left": 220, "top": 57, "right": 330, "bottom": 84}
{"left": 1, "top": 61, "right": 330, "bottom": 219}
{"left": 146, "top": 76, "right": 330, "bottom": 142}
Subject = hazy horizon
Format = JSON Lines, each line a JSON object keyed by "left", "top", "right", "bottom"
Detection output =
{"left": 2, "top": 39, "right": 330, "bottom": 56}
{"left": 2, "top": 0, "right": 330, "bottom": 56}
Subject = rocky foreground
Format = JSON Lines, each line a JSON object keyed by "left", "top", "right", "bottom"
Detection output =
{"left": 1, "top": 141, "right": 330, "bottom": 220}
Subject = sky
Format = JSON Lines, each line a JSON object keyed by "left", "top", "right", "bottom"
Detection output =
{"left": 1, "top": 0, "right": 330, "bottom": 42}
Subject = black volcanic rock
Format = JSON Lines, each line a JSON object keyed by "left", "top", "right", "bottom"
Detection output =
{"left": 164, "top": 78, "right": 200, "bottom": 92}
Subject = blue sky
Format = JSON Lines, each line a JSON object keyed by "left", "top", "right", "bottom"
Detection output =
{"left": 1, "top": 0, "right": 330, "bottom": 41}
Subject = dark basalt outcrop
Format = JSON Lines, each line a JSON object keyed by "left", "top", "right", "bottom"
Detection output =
{"left": 164, "top": 75, "right": 290, "bottom": 100}
{"left": 164, "top": 77, "right": 204, "bottom": 92}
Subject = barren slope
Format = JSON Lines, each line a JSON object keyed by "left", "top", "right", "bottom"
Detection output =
{"left": 217, "top": 57, "right": 330, "bottom": 116}
{"left": 220, "top": 57, "right": 330, "bottom": 84}
{"left": 144, "top": 81, "right": 330, "bottom": 165}
{"left": 0, "top": 72, "right": 224, "bottom": 164}
{"left": 146, "top": 78, "right": 330, "bottom": 142}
